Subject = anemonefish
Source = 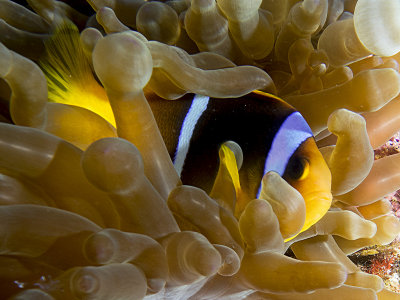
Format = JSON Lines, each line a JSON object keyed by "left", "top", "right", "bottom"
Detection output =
{"left": 40, "top": 22, "right": 332, "bottom": 236}
{"left": 147, "top": 90, "right": 332, "bottom": 233}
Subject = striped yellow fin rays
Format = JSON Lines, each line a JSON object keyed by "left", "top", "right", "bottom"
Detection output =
{"left": 39, "top": 21, "right": 116, "bottom": 127}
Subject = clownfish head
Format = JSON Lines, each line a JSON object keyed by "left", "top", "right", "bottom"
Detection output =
{"left": 280, "top": 136, "right": 332, "bottom": 236}
{"left": 215, "top": 91, "right": 332, "bottom": 239}
{"left": 252, "top": 93, "right": 332, "bottom": 236}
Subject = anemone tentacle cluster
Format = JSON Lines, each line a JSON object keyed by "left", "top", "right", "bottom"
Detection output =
{"left": 1, "top": 0, "right": 400, "bottom": 299}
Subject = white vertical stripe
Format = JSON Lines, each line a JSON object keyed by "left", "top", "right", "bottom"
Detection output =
{"left": 174, "top": 94, "right": 210, "bottom": 176}
{"left": 257, "top": 112, "right": 313, "bottom": 198}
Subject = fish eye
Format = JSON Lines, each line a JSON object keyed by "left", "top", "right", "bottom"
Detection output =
{"left": 284, "top": 156, "right": 310, "bottom": 181}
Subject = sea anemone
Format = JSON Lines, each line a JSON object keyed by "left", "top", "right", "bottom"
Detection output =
{"left": 0, "top": 0, "right": 400, "bottom": 299}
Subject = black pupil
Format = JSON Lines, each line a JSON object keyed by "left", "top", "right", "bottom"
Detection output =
{"left": 284, "top": 156, "right": 306, "bottom": 180}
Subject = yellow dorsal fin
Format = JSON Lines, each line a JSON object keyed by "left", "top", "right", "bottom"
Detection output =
{"left": 252, "top": 89, "right": 282, "bottom": 101}
{"left": 39, "top": 21, "right": 116, "bottom": 127}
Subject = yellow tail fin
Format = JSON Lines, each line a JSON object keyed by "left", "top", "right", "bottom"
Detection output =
{"left": 39, "top": 21, "right": 116, "bottom": 127}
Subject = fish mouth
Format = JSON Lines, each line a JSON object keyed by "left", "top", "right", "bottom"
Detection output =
{"left": 304, "top": 191, "right": 333, "bottom": 205}
{"left": 301, "top": 191, "right": 333, "bottom": 232}
{"left": 282, "top": 190, "right": 332, "bottom": 242}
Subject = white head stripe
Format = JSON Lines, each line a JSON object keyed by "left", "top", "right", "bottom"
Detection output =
{"left": 257, "top": 112, "right": 313, "bottom": 197}
{"left": 173, "top": 94, "right": 210, "bottom": 176}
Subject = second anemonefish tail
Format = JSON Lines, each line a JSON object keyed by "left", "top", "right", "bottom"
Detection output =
{"left": 39, "top": 22, "right": 332, "bottom": 237}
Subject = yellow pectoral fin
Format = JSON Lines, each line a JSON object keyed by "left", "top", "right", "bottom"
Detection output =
{"left": 210, "top": 144, "right": 244, "bottom": 213}
{"left": 220, "top": 144, "right": 241, "bottom": 194}
{"left": 219, "top": 144, "right": 251, "bottom": 217}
